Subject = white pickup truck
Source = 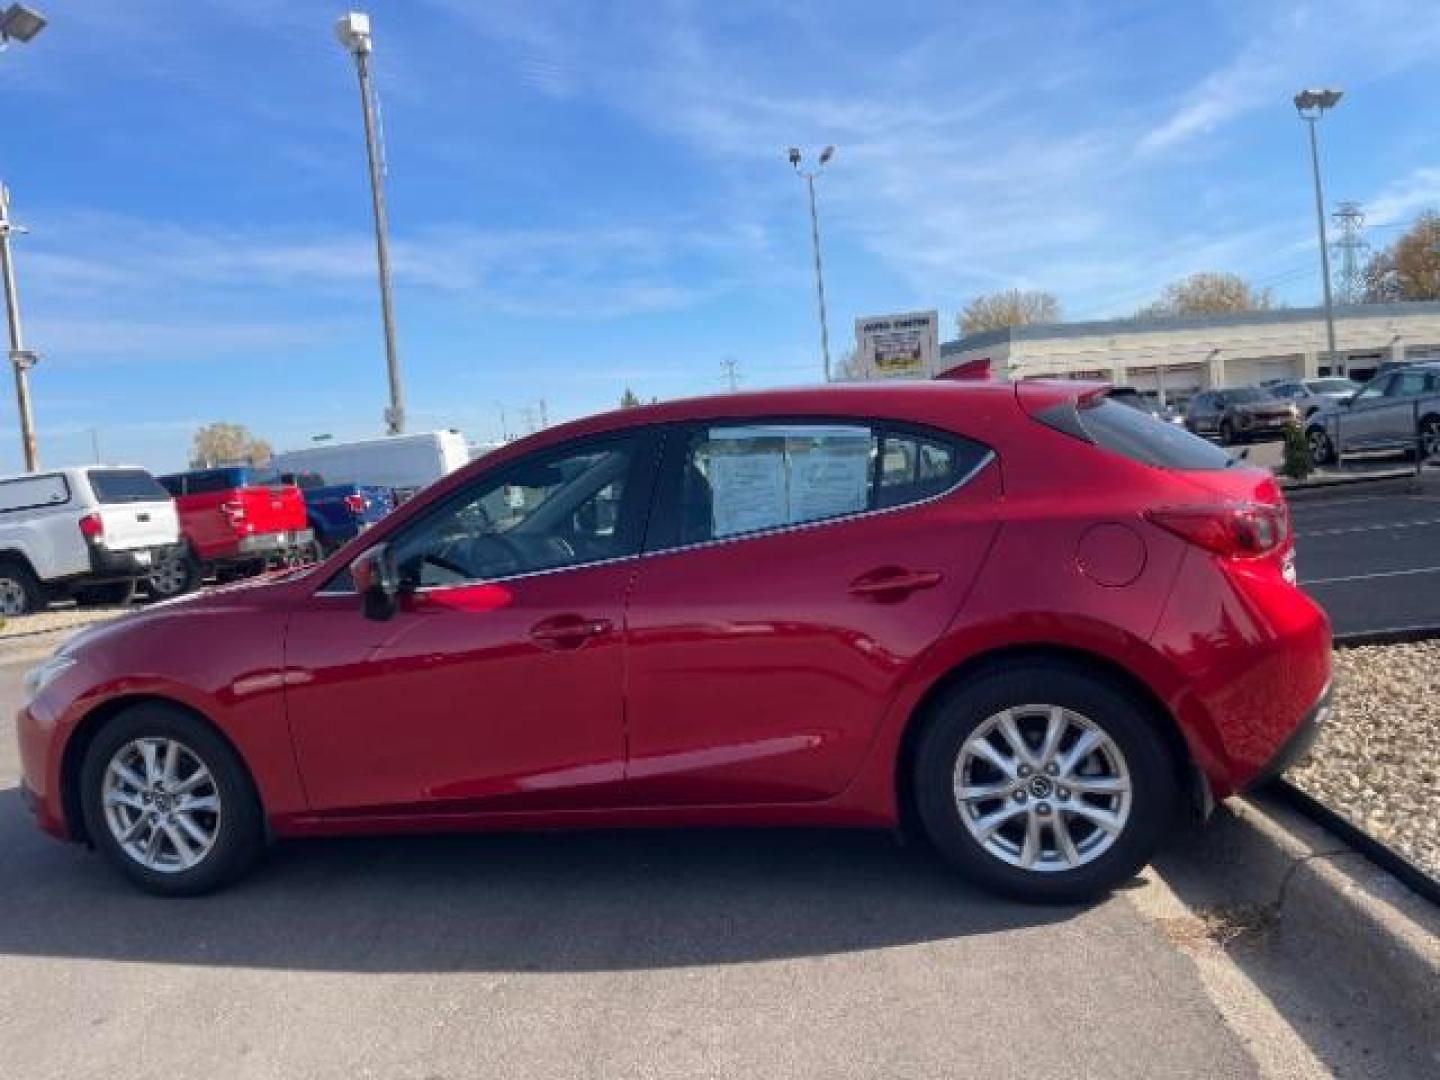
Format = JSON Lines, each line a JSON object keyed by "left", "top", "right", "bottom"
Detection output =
{"left": 0, "top": 466, "right": 180, "bottom": 616}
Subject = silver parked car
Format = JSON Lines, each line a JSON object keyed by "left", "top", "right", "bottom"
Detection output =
{"left": 1266, "top": 377, "right": 1360, "bottom": 418}
{"left": 1304, "top": 363, "right": 1440, "bottom": 465}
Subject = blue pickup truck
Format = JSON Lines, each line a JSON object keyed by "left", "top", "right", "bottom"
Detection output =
{"left": 266, "top": 471, "right": 395, "bottom": 554}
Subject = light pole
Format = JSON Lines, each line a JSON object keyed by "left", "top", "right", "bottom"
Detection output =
{"left": 788, "top": 146, "right": 835, "bottom": 382}
{"left": 0, "top": 5, "right": 48, "bottom": 472}
{"left": 335, "top": 12, "right": 405, "bottom": 435}
{"left": 1294, "top": 87, "right": 1343, "bottom": 375}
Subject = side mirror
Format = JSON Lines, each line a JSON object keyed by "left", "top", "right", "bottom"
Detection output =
{"left": 350, "top": 543, "right": 401, "bottom": 621}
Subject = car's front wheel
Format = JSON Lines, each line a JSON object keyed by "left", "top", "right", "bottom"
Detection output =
{"left": 914, "top": 663, "right": 1176, "bottom": 902}
{"left": 79, "top": 703, "right": 264, "bottom": 895}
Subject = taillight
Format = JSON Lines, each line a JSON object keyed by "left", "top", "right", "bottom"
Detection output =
{"left": 344, "top": 493, "right": 366, "bottom": 515}
{"left": 1146, "top": 503, "right": 1289, "bottom": 558}
{"left": 78, "top": 513, "right": 104, "bottom": 541}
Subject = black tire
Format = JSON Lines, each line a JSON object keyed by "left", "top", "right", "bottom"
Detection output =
{"left": 1218, "top": 420, "right": 1235, "bottom": 446}
{"left": 0, "top": 556, "right": 44, "bottom": 617}
{"left": 79, "top": 703, "right": 264, "bottom": 895}
{"left": 1307, "top": 427, "right": 1335, "bottom": 466}
{"left": 914, "top": 662, "right": 1177, "bottom": 903}
{"left": 1419, "top": 415, "right": 1440, "bottom": 463}
{"left": 147, "top": 546, "right": 200, "bottom": 599}
{"left": 73, "top": 579, "right": 137, "bottom": 607}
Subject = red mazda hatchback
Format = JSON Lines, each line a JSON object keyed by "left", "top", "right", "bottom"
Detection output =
{"left": 17, "top": 381, "right": 1330, "bottom": 900}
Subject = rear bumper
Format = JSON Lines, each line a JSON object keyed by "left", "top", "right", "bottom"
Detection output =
{"left": 1246, "top": 680, "right": 1331, "bottom": 790}
{"left": 234, "top": 529, "right": 314, "bottom": 557}
{"left": 86, "top": 542, "right": 181, "bottom": 581}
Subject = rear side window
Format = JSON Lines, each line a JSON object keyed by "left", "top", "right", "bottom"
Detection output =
{"left": 1039, "top": 397, "right": 1233, "bottom": 471}
{"left": 668, "top": 421, "right": 989, "bottom": 546}
{"left": 87, "top": 468, "right": 169, "bottom": 504}
{"left": 0, "top": 473, "right": 69, "bottom": 513}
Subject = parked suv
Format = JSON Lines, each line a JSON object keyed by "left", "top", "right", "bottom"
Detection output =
{"left": 148, "top": 467, "right": 313, "bottom": 599}
{"left": 1184, "top": 387, "right": 1297, "bottom": 444}
{"left": 18, "top": 383, "right": 1329, "bottom": 903}
{"left": 0, "top": 466, "right": 179, "bottom": 616}
{"left": 1265, "top": 377, "right": 1359, "bottom": 418}
{"left": 1304, "top": 362, "right": 1440, "bottom": 465}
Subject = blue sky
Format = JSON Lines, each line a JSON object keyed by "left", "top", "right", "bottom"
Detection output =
{"left": 4, "top": 0, "right": 1440, "bottom": 473}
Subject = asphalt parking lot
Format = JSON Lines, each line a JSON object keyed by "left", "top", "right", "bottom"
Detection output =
{"left": 1290, "top": 487, "right": 1440, "bottom": 636}
{"left": 0, "top": 653, "right": 1307, "bottom": 1080}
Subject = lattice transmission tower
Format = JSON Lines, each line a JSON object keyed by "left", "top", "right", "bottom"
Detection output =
{"left": 1332, "top": 201, "right": 1368, "bottom": 305}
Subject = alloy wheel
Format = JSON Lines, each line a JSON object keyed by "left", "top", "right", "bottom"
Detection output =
{"left": 101, "top": 737, "right": 222, "bottom": 873}
{"left": 952, "top": 705, "right": 1132, "bottom": 873}
{"left": 0, "top": 577, "right": 27, "bottom": 616}
{"left": 1422, "top": 419, "right": 1440, "bottom": 462}
{"left": 148, "top": 553, "right": 187, "bottom": 597}
{"left": 1308, "top": 429, "right": 1333, "bottom": 465}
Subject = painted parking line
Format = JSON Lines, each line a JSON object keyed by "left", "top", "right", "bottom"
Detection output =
{"left": 1302, "top": 565, "right": 1440, "bottom": 586}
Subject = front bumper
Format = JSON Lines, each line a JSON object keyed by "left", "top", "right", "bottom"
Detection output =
{"left": 1247, "top": 680, "right": 1332, "bottom": 790}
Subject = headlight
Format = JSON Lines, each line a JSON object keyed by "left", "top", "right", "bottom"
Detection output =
{"left": 22, "top": 655, "right": 77, "bottom": 701}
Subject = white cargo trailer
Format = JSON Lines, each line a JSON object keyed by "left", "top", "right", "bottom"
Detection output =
{"left": 269, "top": 430, "right": 470, "bottom": 495}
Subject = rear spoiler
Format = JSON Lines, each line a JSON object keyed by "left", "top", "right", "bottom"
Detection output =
{"left": 1014, "top": 379, "right": 1111, "bottom": 418}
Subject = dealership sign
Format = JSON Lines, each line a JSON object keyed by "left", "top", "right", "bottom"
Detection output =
{"left": 855, "top": 310, "right": 938, "bottom": 379}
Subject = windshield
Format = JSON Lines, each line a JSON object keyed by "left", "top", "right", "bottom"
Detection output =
{"left": 87, "top": 468, "right": 170, "bottom": 504}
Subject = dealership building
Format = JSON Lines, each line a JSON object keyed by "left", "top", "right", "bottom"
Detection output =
{"left": 907, "top": 301, "right": 1440, "bottom": 403}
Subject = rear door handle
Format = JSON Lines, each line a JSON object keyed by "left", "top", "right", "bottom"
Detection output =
{"left": 529, "top": 614, "right": 614, "bottom": 650}
{"left": 848, "top": 567, "right": 943, "bottom": 599}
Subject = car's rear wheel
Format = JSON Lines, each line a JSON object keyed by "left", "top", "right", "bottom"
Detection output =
{"left": 0, "top": 558, "right": 44, "bottom": 617}
{"left": 79, "top": 703, "right": 264, "bottom": 895}
{"left": 914, "top": 663, "right": 1176, "bottom": 902}
{"left": 1218, "top": 420, "right": 1236, "bottom": 446}
{"left": 148, "top": 547, "right": 200, "bottom": 599}
{"left": 1308, "top": 427, "right": 1336, "bottom": 466}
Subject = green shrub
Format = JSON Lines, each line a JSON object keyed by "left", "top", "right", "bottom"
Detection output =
{"left": 1282, "top": 420, "right": 1312, "bottom": 481}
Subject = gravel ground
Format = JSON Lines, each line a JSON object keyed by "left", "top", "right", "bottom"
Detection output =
{"left": 1288, "top": 641, "right": 1440, "bottom": 878}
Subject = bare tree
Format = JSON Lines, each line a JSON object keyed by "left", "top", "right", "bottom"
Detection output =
{"left": 619, "top": 386, "right": 642, "bottom": 408}
{"left": 1137, "top": 272, "right": 1275, "bottom": 319}
{"left": 1362, "top": 211, "right": 1440, "bottom": 302}
{"left": 189, "top": 423, "right": 272, "bottom": 468}
{"left": 958, "top": 289, "right": 1060, "bottom": 336}
{"left": 835, "top": 346, "right": 867, "bottom": 381}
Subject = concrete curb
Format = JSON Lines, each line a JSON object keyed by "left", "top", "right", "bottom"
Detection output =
{"left": 1333, "top": 625, "right": 1440, "bottom": 648}
{"left": 1225, "top": 792, "right": 1440, "bottom": 1038}
{"left": 1281, "top": 471, "right": 1419, "bottom": 501}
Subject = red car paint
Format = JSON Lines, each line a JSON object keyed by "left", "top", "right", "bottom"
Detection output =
{"left": 18, "top": 381, "right": 1329, "bottom": 845}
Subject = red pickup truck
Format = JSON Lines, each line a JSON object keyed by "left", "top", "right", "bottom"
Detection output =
{"left": 148, "top": 467, "right": 315, "bottom": 598}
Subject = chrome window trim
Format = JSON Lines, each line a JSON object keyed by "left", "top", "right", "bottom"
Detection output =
{"left": 314, "top": 444, "right": 997, "bottom": 597}
{"left": 640, "top": 447, "right": 997, "bottom": 562}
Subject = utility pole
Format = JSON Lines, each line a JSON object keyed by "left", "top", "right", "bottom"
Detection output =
{"left": 335, "top": 13, "right": 405, "bottom": 434}
{"left": 1332, "top": 201, "right": 1367, "bottom": 305}
{"left": 721, "top": 356, "right": 741, "bottom": 392}
{"left": 0, "top": 184, "right": 40, "bottom": 471}
{"left": 787, "top": 146, "right": 836, "bottom": 382}
{"left": 1294, "top": 88, "right": 1343, "bottom": 375}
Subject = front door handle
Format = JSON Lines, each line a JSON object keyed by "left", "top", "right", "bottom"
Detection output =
{"left": 848, "top": 567, "right": 943, "bottom": 600}
{"left": 529, "top": 614, "right": 614, "bottom": 650}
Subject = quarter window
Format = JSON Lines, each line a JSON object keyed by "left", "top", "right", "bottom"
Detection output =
{"left": 390, "top": 435, "right": 648, "bottom": 588}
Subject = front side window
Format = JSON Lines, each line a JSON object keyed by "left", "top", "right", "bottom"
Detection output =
{"left": 1387, "top": 371, "right": 1428, "bottom": 397}
{"left": 671, "top": 422, "right": 986, "bottom": 546}
{"left": 391, "top": 435, "right": 647, "bottom": 588}
{"left": 1353, "top": 376, "right": 1390, "bottom": 404}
